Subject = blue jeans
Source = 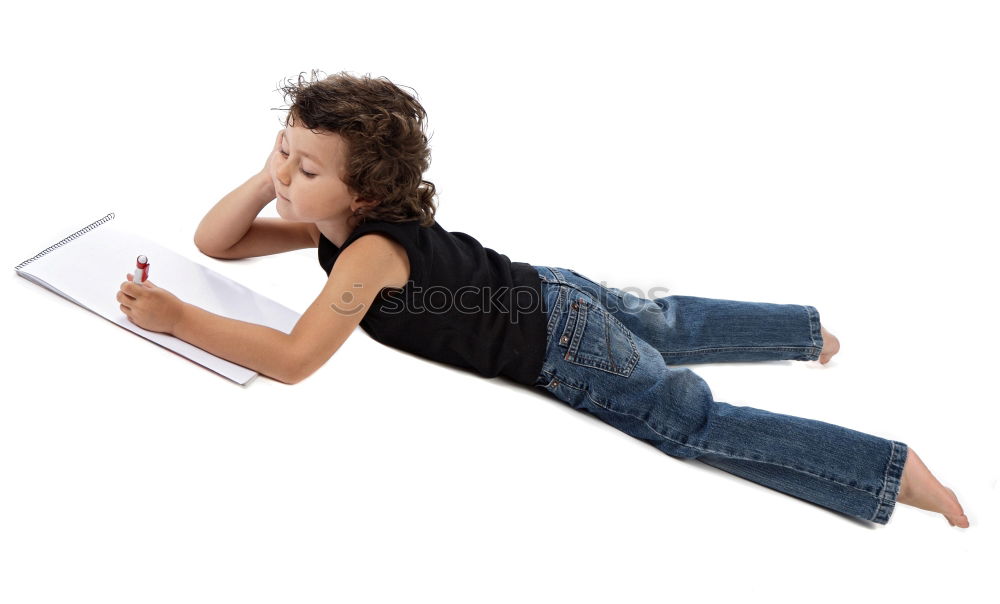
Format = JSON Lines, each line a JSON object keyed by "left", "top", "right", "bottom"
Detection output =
{"left": 530, "top": 266, "right": 908, "bottom": 525}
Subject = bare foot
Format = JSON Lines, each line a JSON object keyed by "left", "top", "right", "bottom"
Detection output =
{"left": 819, "top": 326, "right": 840, "bottom": 364}
{"left": 897, "top": 447, "right": 970, "bottom": 527}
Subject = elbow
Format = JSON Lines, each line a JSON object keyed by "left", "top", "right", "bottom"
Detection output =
{"left": 277, "top": 373, "right": 304, "bottom": 385}
{"left": 280, "top": 336, "right": 340, "bottom": 385}
{"left": 193, "top": 236, "right": 229, "bottom": 260}
{"left": 193, "top": 231, "right": 214, "bottom": 257}
{"left": 278, "top": 355, "right": 318, "bottom": 385}
{"left": 193, "top": 228, "right": 227, "bottom": 259}
{"left": 280, "top": 369, "right": 314, "bottom": 386}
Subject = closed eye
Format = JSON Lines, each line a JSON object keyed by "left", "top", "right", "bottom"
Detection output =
{"left": 279, "top": 150, "right": 317, "bottom": 178}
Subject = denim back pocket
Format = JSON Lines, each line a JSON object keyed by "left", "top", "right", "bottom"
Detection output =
{"left": 557, "top": 293, "right": 640, "bottom": 378}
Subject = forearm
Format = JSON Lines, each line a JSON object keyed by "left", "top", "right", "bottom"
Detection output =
{"left": 172, "top": 303, "right": 300, "bottom": 384}
{"left": 194, "top": 171, "right": 274, "bottom": 255}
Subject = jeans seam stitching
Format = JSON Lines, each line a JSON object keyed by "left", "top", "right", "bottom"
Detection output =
{"left": 659, "top": 346, "right": 820, "bottom": 355}
{"left": 806, "top": 305, "right": 821, "bottom": 350}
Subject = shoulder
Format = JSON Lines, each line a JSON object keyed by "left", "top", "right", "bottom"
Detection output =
{"left": 338, "top": 232, "right": 411, "bottom": 290}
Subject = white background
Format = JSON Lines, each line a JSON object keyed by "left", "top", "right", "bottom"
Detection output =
{"left": 2, "top": 1, "right": 997, "bottom": 602}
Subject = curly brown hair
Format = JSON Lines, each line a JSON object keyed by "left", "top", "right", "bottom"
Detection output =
{"left": 275, "top": 69, "right": 437, "bottom": 229}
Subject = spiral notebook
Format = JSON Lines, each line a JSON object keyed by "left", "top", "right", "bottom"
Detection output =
{"left": 14, "top": 212, "right": 301, "bottom": 385}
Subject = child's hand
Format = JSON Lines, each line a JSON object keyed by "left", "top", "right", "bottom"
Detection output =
{"left": 117, "top": 274, "right": 187, "bottom": 334}
{"left": 259, "top": 129, "right": 284, "bottom": 196}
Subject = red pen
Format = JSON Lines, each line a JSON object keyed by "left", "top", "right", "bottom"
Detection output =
{"left": 134, "top": 255, "right": 149, "bottom": 283}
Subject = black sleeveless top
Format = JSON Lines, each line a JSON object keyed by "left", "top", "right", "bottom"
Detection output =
{"left": 317, "top": 217, "right": 547, "bottom": 386}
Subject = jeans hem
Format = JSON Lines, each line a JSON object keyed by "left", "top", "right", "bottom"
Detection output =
{"left": 804, "top": 305, "right": 823, "bottom": 361}
{"left": 871, "top": 440, "right": 908, "bottom": 525}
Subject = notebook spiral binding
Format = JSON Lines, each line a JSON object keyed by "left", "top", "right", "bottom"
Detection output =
{"left": 14, "top": 212, "right": 116, "bottom": 271}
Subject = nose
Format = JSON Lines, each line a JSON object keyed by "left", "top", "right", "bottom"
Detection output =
{"left": 275, "top": 154, "right": 291, "bottom": 185}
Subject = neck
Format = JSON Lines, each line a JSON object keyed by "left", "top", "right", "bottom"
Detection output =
{"left": 316, "top": 214, "right": 362, "bottom": 248}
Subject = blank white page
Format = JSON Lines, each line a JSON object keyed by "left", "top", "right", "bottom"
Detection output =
{"left": 15, "top": 214, "right": 301, "bottom": 385}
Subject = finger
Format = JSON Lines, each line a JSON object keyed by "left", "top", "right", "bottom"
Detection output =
{"left": 117, "top": 291, "right": 134, "bottom": 304}
{"left": 119, "top": 303, "right": 131, "bottom": 313}
{"left": 119, "top": 282, "right": 135, "bottom": 298}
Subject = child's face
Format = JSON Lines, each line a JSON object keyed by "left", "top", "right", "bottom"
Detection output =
{"left": 270, "top": 123, "right": 358, "bottom": 224}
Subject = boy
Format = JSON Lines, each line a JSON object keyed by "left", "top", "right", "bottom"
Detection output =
{"left": 116, "top": 70, "right": 968, "bottom": 527}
